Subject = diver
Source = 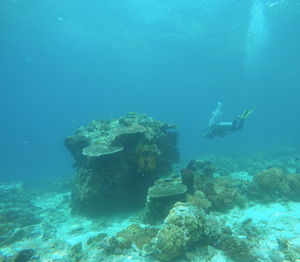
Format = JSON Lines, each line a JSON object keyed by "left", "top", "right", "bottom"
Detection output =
{"left": 203, "top": 102, "right": 255, "bottom": 139}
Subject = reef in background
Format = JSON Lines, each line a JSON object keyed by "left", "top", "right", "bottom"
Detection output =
{"left": 65, "top": 112, "right": 179, "bottom": 216}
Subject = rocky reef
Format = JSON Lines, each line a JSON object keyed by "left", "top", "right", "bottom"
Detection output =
{"left": 2, "top": 148, "right": 300, "bottom": 262}
{"left": 181, "top": 158, "right": 300, "bottom": 212}
{"left": 65, "top": 112, "right": 179, "bottom": 215}
{"left": 99, "top": 200, "right": 257, "bottom": 262}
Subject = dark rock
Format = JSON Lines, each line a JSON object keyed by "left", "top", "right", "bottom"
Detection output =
{"left": 5, "top": 229, "right": 27, "bottom": 245}
{"left": 219, "top": 235, "right": 255, "bottom": 262}
{"left": 87, "top": 233, "right": 107, "bottom": 245}
{"left": 68, "top": 243, "right": 83, "bottom": 262}
{"left": 187, "top": 159, "right": 215, "bottom": 176}
{"left": 181, "top": 168, "right": 195, "bottom": 194}
{"left": 12, "top": 249, "right": 36, "bottom": 262}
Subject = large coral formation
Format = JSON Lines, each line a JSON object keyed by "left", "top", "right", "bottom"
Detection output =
{"left": 65, "top": 112, "right": 179, "bottom": 215}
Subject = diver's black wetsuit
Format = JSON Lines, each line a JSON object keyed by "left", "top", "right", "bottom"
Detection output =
{"left": 203, "top": 117, "right": 245, "bottom": 139}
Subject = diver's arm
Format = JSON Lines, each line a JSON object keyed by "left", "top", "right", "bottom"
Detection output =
{"left": 203, "top": 126, "right": 215, "bottom": 139}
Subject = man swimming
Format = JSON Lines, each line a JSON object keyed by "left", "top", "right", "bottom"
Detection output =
{"left": 203, "top": 103, "right": 254, "bottom": 139}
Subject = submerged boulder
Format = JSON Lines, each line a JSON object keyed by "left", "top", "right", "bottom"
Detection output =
{"left": 65, "top": 112, "right": 179, "bottom": 215}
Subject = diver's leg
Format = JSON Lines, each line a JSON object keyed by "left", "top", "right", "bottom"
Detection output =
{"left": 231, "top": 117, "right": 245, "bottom": 131}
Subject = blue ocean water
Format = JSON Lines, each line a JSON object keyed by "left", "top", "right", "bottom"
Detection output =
{"left": 0, "top": 0, "right": 299, "bottom": 184}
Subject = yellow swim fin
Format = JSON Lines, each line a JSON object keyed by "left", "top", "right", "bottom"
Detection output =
{"left": 239, "top": 105, "right": 255, "bottom": 119}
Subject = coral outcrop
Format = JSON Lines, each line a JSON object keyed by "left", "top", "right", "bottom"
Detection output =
{"left": 151, "top": 202, "right": 206, "bottom": 261}
{"left": 143, "top": 177, "right": 188, "bottom": 224}
{"left": 254, "top": 167, "right": 300, "bottom": 202}
{"left": 115, "top": 224, "right": 158, "bottom": 254}
{"left": 65, "top": 112, "right": 179, "bottom": 215}
{"left": 181, "top": 159, "right": 248, "bottom": 211}
{"left": 218, "top": 234, "right": 255, "bottom": 262}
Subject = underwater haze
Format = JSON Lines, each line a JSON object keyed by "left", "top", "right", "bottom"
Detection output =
{"left": 0, "top": 0, "right": 299, "bottom": 183}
